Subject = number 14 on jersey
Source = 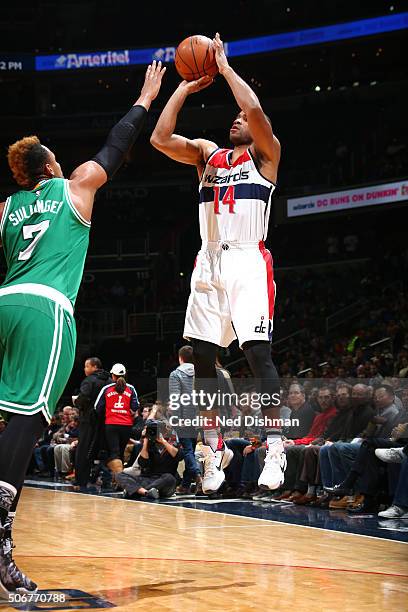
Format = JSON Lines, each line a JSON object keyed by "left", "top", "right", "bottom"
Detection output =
{"left": 213, "top": 186, "right": 236, "bottom": 214}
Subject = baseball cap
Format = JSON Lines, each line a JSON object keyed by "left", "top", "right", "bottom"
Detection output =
{"left": 110, "top": 363, "right": 126, "bottom": 376}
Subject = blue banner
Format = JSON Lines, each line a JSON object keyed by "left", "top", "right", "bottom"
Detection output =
{"left": 34, "top": 12, "right": 408, "bottom": 71}
{"left": 227, "top": 12, "right": 408, "bottom": 57}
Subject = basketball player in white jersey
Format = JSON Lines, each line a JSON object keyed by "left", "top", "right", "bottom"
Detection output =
{"left": 151, "top": 33, "right": 285, "bottom": 494}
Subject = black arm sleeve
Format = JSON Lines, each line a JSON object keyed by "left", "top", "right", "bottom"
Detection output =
{"left": 93, "top": 104, "right": 147, "bottom": 179}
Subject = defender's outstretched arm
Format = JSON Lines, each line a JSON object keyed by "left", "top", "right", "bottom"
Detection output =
{"left": 69, "top": 61, "right": 166, "bottom": 221}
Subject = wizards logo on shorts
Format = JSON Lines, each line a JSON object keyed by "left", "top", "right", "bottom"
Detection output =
{"left": 254, "top": 316, "right": 266, "bottom": 333}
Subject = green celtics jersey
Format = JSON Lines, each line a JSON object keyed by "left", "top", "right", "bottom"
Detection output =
{"left": 0, "top": 177, "right": 90, "bottom": 306}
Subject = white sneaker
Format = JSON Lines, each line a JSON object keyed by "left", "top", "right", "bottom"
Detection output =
{"left": 202, "top": 444, "right": 233, "bottom": 494}
{"left": 378, "top": 504, "right": 408, "bottom": 519}
{"left": 258, "top": 439, "right": 286, "bottom": 490}
{"left": 375, "top": 447, "right": 406, "bottom": 464}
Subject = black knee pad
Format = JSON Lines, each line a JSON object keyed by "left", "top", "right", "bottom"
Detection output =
{"left": 243, "top": 340, "right": 280, "bottom": 397}
{"left": 243, "top": 340, "right": 274, "bottom": 375}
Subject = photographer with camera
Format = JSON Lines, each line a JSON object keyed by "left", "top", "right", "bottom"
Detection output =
{"left": 116, "top": 420, "right": 182, "bottom": 499}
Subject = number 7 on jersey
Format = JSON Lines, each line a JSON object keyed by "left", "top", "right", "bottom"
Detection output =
{"left": 18, "top": 220, "right": 50, "bottom": 261}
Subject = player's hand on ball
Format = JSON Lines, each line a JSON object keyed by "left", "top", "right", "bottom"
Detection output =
{"left": 141, "top": 60, "right": 166, "bottom": 101}
{"left": 178, "top": 75, "right": 213, "bottom": 95}
{"left": 213, "top": 32, "right": 229, "bottom": 74}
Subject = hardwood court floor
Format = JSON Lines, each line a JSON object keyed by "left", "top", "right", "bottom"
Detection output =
{"left": 3, "top": 487, "right": 408, "bottom": 611}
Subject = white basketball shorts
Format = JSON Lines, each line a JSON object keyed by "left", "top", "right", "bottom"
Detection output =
{"left": 184, "top": 240, "right": 276, "bottom": 348}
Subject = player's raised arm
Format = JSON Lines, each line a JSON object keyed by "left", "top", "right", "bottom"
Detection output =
{"left": 213, "top": 33, "right": 280, "bottom": 179}
{"left": 150, "top": 78, "right": 218, "bottom": 175}
{"left": 69, "top": 60, "right": 166, "bottom": 222}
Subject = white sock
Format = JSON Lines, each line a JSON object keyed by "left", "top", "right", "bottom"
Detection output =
{"left": 307, "top": 485, "right": 316, "bottom": 496}
{"left": 267, "top": 434, "right": 282, "bottom": 448}
{"left": 204, "top": 430, "right": 221, "bottom": 452}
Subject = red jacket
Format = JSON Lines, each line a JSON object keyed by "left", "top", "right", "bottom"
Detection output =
{"left": 293, "top": 406, "right": 337, "bottom": 445}
{"left": 95, "top": 383, "right": 139, "bottom": 426}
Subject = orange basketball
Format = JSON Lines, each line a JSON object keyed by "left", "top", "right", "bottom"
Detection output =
{"left": 175, "top": 35, "right": 218, "bottom": 81}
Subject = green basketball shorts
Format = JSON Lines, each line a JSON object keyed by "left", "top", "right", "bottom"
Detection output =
{"left": 0, "top": 290, "right": 76, "bottom": 423}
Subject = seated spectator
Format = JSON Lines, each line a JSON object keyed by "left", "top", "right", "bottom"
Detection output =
{"left": 43, "top": 407, "right": 76, "bottom": 477}
{"left": 360, "top": 384, "right": 401, "bottom": 439}
{"left": 226, "top": 437, "right": 263, "bottom": 499}
{"left": 53, "top": 416, "right": 80, "bottom": 478}
{"left": 278, "top": 385, "right": 337, "bottom": 504}
{"left": 324, "top": 388, "right": 407, "bottom": 512}
{"left": 32, "top": 415, "right": 60, "bottom": 474}
{"left": 282, "top": 382, "right": 316, "bottom": 439}
{"left": 147, "top": 402, "right": 167, "bottom": 422}
{"left": 398, "top": 357, "right": 408, "bottom": 378}
{"left": 116, "top": 421, "right": 182, "bottom": 499}
{"left": 300, "top": 383, "right": 370, "bottom": 508}
{"left": 323, "top": 384, "right": 400, "bottom": 511}
{"left": 318, "top": 384, "right": 373, "bottom": 498}
{"left": 133, "top": 405, "right": 152, "bottom": 440}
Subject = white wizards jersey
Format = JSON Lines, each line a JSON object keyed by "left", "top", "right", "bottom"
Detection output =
{"left": 199, "top": 148, "right": 275, "bottom": 243}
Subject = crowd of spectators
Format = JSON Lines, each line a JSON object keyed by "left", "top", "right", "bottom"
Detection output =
{"left": 219, "top": 378, "right": 408, "bottom": 520}
{"left": 27, "top": 406, "right": 79, "bottom": 478}
{"left": 2, "top": 338, "right": 402, "bottom": 523}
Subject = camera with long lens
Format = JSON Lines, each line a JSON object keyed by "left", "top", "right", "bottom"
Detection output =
{"left": 145, "top": 419, "right": 164, "bottom": 442}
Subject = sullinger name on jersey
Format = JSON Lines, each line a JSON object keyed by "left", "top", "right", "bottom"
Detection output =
{"left": 204, "top": 168, "right": 249, "bottom": 185}
{"left": 9, "top": 199, "right": 64, "bottom": 227}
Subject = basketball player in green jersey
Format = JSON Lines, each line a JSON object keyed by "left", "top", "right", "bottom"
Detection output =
{"left": 0, "top": 61, "right": 165, "bottom": 596}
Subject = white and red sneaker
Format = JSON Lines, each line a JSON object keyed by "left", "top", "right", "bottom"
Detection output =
{"left": 258, "top": 438, "right": 286, "bottom": 490}
{"left": 202, "top": 442, "right": 233, "bottom": 494}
